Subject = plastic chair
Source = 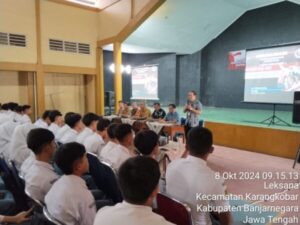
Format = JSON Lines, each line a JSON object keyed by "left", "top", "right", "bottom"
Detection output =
{"left": 156, "top": 192, "right": 193, "bottom": 225}
{"left": 43, "top": 206, "right": 65, "bottom": 225}
{"left": 0, "top": 157, "right": 29, "bottom": 211}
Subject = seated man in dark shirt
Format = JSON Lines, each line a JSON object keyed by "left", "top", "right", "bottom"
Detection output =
{"left": 151, "top": 102, "right": 166, "bottom": 119}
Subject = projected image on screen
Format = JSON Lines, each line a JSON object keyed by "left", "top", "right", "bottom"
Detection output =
{"left": 131, "top": 65, "right": 159, "bottom": 100}
{"left": 244, "top": 44, "right": 300, "bottom": 103}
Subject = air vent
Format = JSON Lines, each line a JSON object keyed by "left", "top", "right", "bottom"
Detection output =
{"left": 9, "top": 34, "right": 26, "bottom": 47}
{"left": 65, "top": 41, "right": 77, "bottom": 53}
{"left": 49, "top": 39, "right": 90, "bottom": 55}
{"left": 0, "top": 32, "right": 26, "bottom": 47}
{"left": 49, "top": 39, "right": 64, "bottom": 51}
{"left": 0, "top": 32, "right": 8, "bottom": 45}
{"left": 78, "top": 43, "right": 90, "bottom": 54}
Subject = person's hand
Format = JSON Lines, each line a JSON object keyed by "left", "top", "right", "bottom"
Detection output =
{"left": 14, "top": 208, "right": 33, "bottom": 224}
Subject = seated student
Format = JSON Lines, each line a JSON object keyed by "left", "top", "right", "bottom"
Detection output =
{"left": 116, "top": 101, "right": 124, "bottom": 116}
{"left": 134, "top": 130, "right": 159, "bottom": 159}
{"left": 22, "top": 105, "right": 32, "bottom": 123}
{"left": 152, "top": 102, "right": 166, "bottom": 120}
{"left": 166, "top": 127, "right": 231, "bottom": 225}
{"left": 119, "top": 102, "right": 130, "bottom": 117}
{"left": 55, "top": 112, "right": 75, "bottom": 142}
{"left": 84, "top": 118, "right": 110, "bottom": 157}
{"left": 164, "top": 104, "right": 180, "bottom": 123}
{"left": 100, "top": 124, "right": 134, "bottom": 171}
{"left": 34, "top": 110, "right": 51, "bottom": 128}
{"left": 45, "top": 142, "right": 96, "bottom": 225}
{"left": 60, "top": 113, "right": 84, "bottom": 144}
{"left": 134, "top": 101, "right": 151, "bottom": 119}
{"left": 99, "top": 123, "right": 119, "bottom": 160}
{"left": 93, "top": 157, "right": 174, "bottom": 225}
{"left": 130, "top": 102, "right": 139, "bottom": 117}
{"left": 23, "top": 128, "right": 59, "bottom": 202}
{"left": 0, "top": 120, "right": 19, "bottom": 158}
{"left": 8, "top": 123, "right": 36, "bottom": 170}
{"left": 48, "top": 110, "right": 63, "bottom": 135}
{"left": 77, "top": 113, "right": 99, "bottom": 144}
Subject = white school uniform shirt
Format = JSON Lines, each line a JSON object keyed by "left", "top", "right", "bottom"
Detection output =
{"left": 45, "top": 175, "right": 96, "bottom": 225}
{"left": 83, "top": 133, "right": 105, "bottom": 157}
{"left": 20, "top": 152, "right": 35, "bottom": 178}
{"left": 0, "top": 121, "right": 19, "bottom": 157}
{"left": 24, "top": 159, "right": 59, "bottom": 202}
{"left": 100, "top": 143, "right": 132, "bottom": 171}
{"left": 48, "top": 123, "right": 60, "bottom": 136}
{"left": 76, "top": 127, "right": 93, "bottom": 144}
{"left": 55, "top": 124, "right": 70, "bottom": 142}
{"left": 60, "top": 129, "right": 78, "bottom": 144}
{"left": 9, "top": 123, "right": 36, "bottom": 170}
{"left": 166, "top": 155, "right": 229, "bottom": 225}
{"left": 34, "top": 118, "right": 48, "bottom": 129}
{"left": 93, "top": 201, "right": 174, "bottom": 225}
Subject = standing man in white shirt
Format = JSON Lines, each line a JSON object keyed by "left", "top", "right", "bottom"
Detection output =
{"left": 76, "top": 113, "right": 99, "bottom": 144}
{"left": 93, "top": 156, "right": 174, "bottom": 225}
{"left": 60, "top": 113, "right": 84, "bottom": 144}
{"left": 166, "top": 127, "right": 231, "bottom": 225}
{"left": 100, "top": 124, "right": 134, "bottom": 171}
{"left": 45, "top": 142, "right": 96, "bottom": 225}
{"left": 48, "top": 110, "right": 63, "bottom": 136}
{"left": 23, "top": 128, "right": 59, "bottom": 202}
{"left": 34, "top": 110, "right": 51, "bottom": 129}
{"left": 84, "top": 118, "right": 110, "bottom": 157}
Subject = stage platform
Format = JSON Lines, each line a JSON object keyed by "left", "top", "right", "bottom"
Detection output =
{"left": 174, "top": 106, "right": 300, "bottom": 159}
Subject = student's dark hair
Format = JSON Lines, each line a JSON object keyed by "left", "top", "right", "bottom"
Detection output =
{"left": 189, "top": 90, "right": 197, "bottom": 96}
{"left": 42, "top": 110, "right": 51, "bottom": 120}
{"left": 64, "top": 112, "right": 75, "bottom": 121}
{"left": 55, "top": 142, "right": 86, "bottom": 175}
{"left": 22, "top": 105, "right": 31, "bottom": 111}
{"left": 168, "top": 104, "right": 176, "bottom": 108}
{"left": 107, "top": 123, "right": 119, "bottom": 139}
{"left": 153, "top": 102, "right": 160, "bottom": 106}
{"left": 7, "top": 102, "right": 19, "bottom": 111}
{"left": 15, "top": 105, "right": 24, "bottom": 113}
{"left": 115, "top": 124, "right": 132, "bottom": 142}
{"left": 1, "top": 103, "right": 9, "bottom": 110}
{"left": 134, "top": 130, "right": 158, "bottom": 156}
{"left": 49, "top": 110, "right": 62, "bottom": 122}
{"left": 27, "top": 128, "right": 55, "bottom": 155}
{"left": 118, "top": 157, "right": 160, "bottom": 204}
{"left": 82, "top": 113, "right": 99, "bottom": 127}
{"left": 97, "top": 118, "right": 110, "bottom": 132}
{"left": 65, "top": 113, "right": 82, "bottom": 128}
{"left": 187, "top": 127, "right": 213, "bottom": 157}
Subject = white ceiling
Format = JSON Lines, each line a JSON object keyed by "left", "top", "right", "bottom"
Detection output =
{"left": 122, "top": 0, "right": 300, "bottom": 54}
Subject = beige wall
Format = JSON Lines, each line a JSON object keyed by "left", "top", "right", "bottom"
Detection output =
{"left": 0, "top": 0, "right": 37, "bottom": 63}
{"left": 41, "top": 0, "right": 98, "bottom": 68}
{"left": 0, "top": 71, "right": 29, "bottom": 104}
{"left": 45, "top": 73, "right": 86, "bottom": 115}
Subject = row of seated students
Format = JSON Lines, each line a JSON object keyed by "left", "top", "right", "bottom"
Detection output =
{"left": 0, "top": 102, "right": 231, "bottom": 225}
{"left": 117, "top": 101, "right": 180, "bottom": 123}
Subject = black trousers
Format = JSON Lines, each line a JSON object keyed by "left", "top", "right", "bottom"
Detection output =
{"left": 184, "top": 125, "right": 192, "bottom": 137}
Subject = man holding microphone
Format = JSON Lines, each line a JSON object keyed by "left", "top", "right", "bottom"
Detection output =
{"left": 184, "top": 90, "right": 202, "bottom": 136}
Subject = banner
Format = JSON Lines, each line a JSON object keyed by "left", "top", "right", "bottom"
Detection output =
{"left": 228, "top": 50, "right": 246, "bottom": 70}
{"left": 131, "top": 65, "right": 159, "bottom": 100}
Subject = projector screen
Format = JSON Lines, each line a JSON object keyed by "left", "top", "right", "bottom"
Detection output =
{"left": 131, "top": 65, "right": 159, "bottom": 100}
{"left": 244, "top": 44, "right": 300, "bottom": 104}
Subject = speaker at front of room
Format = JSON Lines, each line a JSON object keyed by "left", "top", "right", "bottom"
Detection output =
{"left": 105, "top": 91, "right": 115, "bottom": 107}
{"left": 292, "top": 91, "right": 300, "bottom": 124}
